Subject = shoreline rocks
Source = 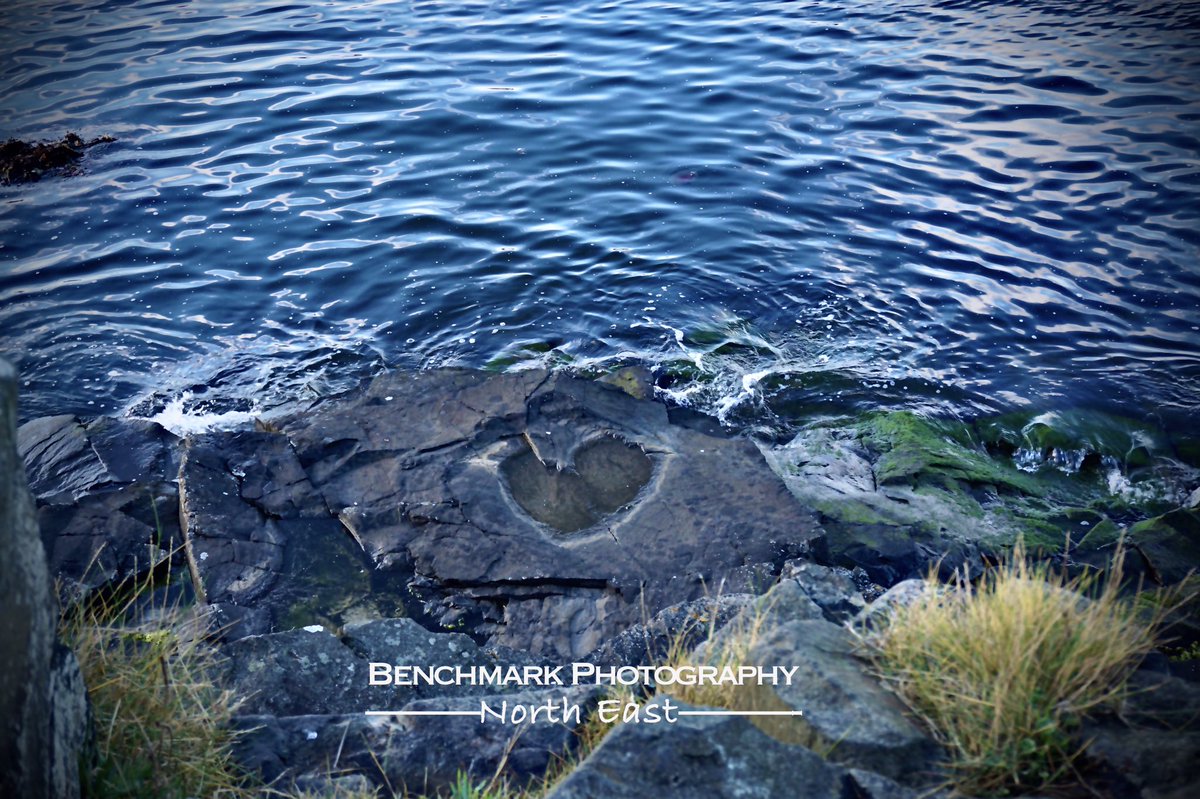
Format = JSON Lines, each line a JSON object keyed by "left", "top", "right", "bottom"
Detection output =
{"left": 12, "top": 365, "right": 1200, "bottom": 797}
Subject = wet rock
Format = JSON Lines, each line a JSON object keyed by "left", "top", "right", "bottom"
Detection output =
{"left": 760, "top": 420, "right": 1005, "bottom": 585}
{"left": 1124, "top": 509, "right": 1200, "bottom": 585}
{"left": 180, "top": 435, "right": 286, "bottom": 607}
{"left": 17, "top": 414, "right": 181, "bottom": 597}
{"left": 17, "top": 415, "right": 108, "bottom": 502}
{"left": 179, "top": 430, "right": 377, "bottom": 632}
{"left": 543, "top": 709, "right": 921, "bottom": 799}
{"left": 283, "top": 369, "right": 825, "bottom": 659}
{"left": 0, "top": 132, "right": 114, "bottom": 184}
{"left": 1, "top": 359, "right": 87, "bottom": 799}
{"left": 597, "top": 365, "right": 654, "bottom": 400}
{"left": 234, "top": 685, "right": 600, "bottom": 793}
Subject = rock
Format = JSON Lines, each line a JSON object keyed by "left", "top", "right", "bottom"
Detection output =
{"left": 17, "top": 414, "right": 182, "bottom": 598}
{"left": 780, "top": 561, "right": 867, "bottom": 623}
{"left": 1124, "top": 510, "right": 1200, "bottom": 585}
{"left": 587, "top": 594, "right": 755, "bottom": 670}
{"left": 16, "top": 414, "right": 177, "bottom": 503}
{"left": 1, "top": 359, "right": 87, "bottom": 799}
{"left": 1186, "top": 486, "right": 1200, "bottom": 510}
{"left": 730, "top": 582, "right": 941, "bottom": 785}
{"left": 543, "top": 709, "right": 921, "bottom": 799}
{"left": 853, "top": 579, "right": 930, "bottom": 632}
{"left": 36, "top": 483, "right": 180, "bottom": 600}
{"left": 180, "top": 435, "right": 286, "bottom": 607}
{"left": 597, "top": 365, "right": 654, "bottom": 400}
{"left": 282, "top": 369, "right": 825, "bottom": 659}
{"left": 759, "top": 420, "right": 1005, "bottom": 585}
{"left": 203, "top": 602, "right": 272, "bottom": 642}
{"left": 223, "top": 619, "right": 534, "bottom": 718}
{"left": 222, "top": 628, "right": 370, "bottom": 717}
{"left": 179, "top": 430, "right": 378, "bottom": 632}
{"left": 234, "top": 685, "right": 600, "bottom": 793}
{"left": 1077, "top": 669, "right": 1200, "bottom": 798}
{"left": 17, "top": 415, "right": 109, "bottom": 502}
{"left": 0, "top": 132, "right": 114, "bottom": 184}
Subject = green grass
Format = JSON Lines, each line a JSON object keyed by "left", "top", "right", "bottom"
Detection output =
{"left": 863, "top": 540, "right": 1171, "bottom": 795}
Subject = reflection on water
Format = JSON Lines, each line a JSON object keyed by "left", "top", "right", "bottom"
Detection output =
{"left": 1, "top": 0, "right": 1199, "bottom": 430}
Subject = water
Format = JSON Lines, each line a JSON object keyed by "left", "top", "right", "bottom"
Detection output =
{"left": 2, "top": 0, "right": 1199, "bottom": 435}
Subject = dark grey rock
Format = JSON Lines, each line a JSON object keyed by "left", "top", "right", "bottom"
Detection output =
{"left": 744, "top": 612, "right": 941, "bottom": 784}
{"left": 17, "top": 414, "right": 177, "bottom": 503}
{"left": 1, "top": 359, "right": 87, "bottom": 799}
{"left": 341, "top": 617, "right": 480, "bottom": 667}
{"left": 222, "top": 628, "right": 370, "bottom": 717}
{"left": 1078, "top": 669, "right": 1200, "bottom": 798}
{"left": 853, "top": 579, "right": 930, "bottom": 632}
{"left": 223, "top": 618, "right": 537, "bottom": 718}
{"left": 203, "top": 602, "right": 272, "bottom": 642}
{"left": 83, "top": 416, "right": 179, "bottom": 486}
{"left": 179, "top": 430, "right": 379, "bottom": 633}
{"left": 587, "top": 594, "right": 755, "bottom": 670}
{"left": 781, "top": 561, "right": 868, "bottom": 623}
{"left": 17, "top": 415, "right": 107, "bottom": 502}
{"left": 36, "top": 483, "right": 179, "bottom": 600}
{"left": 181, "top": 435, "right": 284, "bottom": 607}
{"left": 234, "top": 686, "right": 600, "bottom": 794}
{"left": 543, "top": 708, "right": 913, "bottom": 799}
{"left": 283, "top": 369, "right": 825, "bottom": 659}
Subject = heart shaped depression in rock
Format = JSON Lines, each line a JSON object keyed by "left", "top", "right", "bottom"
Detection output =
{"left": 501, "top": 435, "right": 653, "bottom": 534}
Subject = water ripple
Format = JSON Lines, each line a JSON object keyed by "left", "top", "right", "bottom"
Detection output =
{"left": 0, "top": 0, "right": 1198, "bottom": 426}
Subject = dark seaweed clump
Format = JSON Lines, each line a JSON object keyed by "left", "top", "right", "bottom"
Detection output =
{"left": 0, "top": 132, "right": 114, "bottom": 184}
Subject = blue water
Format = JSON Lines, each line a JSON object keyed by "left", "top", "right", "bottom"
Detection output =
{"left": 2, "top": 0, "right": 1199, "bottom": 432}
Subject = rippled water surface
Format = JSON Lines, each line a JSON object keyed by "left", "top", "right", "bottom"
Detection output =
{"left": 2, "top": 0, "right": 1199, "bottom": 429}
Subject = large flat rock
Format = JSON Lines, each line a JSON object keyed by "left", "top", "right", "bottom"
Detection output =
{"left": 282, "top": 370, "right": 826, "bottom": 658}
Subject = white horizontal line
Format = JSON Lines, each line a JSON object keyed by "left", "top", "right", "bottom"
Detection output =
{"left": 677, "top": 710, "right": 804, "bottom": 716}
{"left": 365, "top": 710, "right": 479, "bottom": 716}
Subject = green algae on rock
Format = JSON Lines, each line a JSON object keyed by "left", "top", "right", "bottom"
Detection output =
{"left": 762, "top": 409, "right": 1199, "bottom": 585}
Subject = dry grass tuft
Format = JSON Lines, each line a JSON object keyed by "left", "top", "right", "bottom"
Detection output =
{"left": 61, "top": 570, "right": 251, "bottom": 799}
{"left": 864, "top": 539, "right": 1172, "bottom": 795}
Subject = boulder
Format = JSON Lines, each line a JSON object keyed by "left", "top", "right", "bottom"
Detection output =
{"left": 780, "top": 561, "right": 868, "bottom": 623}
{"left": 17, "top": 414, "right": 177, "bottom": 503}
{"left": 746, "top": 616, "right": 941, "bottom": 784}
{"left": 1077, "top": 668, "right": 1200, "bottom": 798}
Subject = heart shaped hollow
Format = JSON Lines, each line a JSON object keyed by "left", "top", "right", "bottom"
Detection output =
{"left": 501, "top": 435, "right": 653, "bottom": 533}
